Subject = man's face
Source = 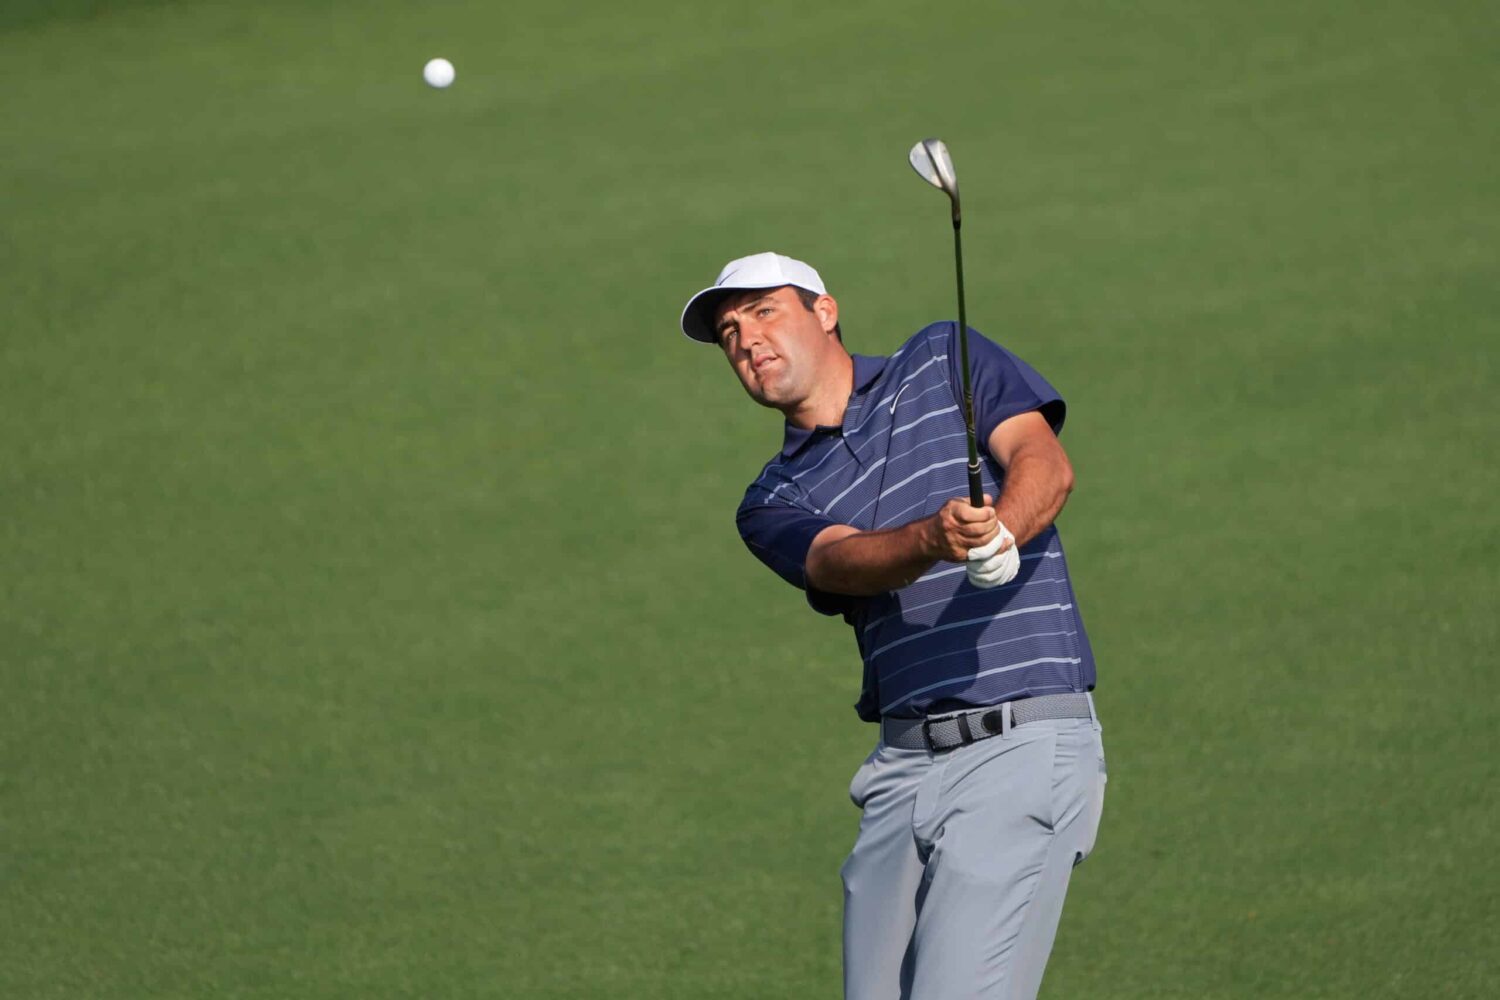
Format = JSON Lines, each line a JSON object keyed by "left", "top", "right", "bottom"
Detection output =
{"left": 713, "top": 286, "right": 839, "bottom": 411}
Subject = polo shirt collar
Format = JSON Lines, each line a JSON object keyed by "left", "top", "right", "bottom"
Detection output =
{"left": 851, "top": 353, "right": 887, "bottom": 393}
{"left": 779, "top": 354, "right": 888, "bottom": 458}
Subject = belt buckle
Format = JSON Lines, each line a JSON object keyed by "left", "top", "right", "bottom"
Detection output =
{"left": 921, "top": 711, "right": 978, "bottom": 753}
{"left": 924, "top": 704, "right": 1008, "bottom": 749}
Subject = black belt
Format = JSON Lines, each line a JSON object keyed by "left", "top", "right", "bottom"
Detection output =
{"left": 881, "top": 693, "right": 1094, "bottom": 752}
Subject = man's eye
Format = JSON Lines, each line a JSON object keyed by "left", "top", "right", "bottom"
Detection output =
{"left": 757, "top": 307, "right": 773, "bottom": 317}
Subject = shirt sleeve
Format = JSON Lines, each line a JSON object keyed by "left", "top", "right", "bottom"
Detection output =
{"left": 950, "top": 324, "right": 1067, "bottom": 445}
{"left": 736, "top": 492, "right": 861, "bottom": 618}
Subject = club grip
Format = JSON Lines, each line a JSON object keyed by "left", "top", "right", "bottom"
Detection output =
{"left": 968, "top": 461, "right": 984, "bottom": 508}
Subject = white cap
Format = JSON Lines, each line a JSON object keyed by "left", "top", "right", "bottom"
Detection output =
{"left": 679, "top": 252, "right": 827, "bottom": 343}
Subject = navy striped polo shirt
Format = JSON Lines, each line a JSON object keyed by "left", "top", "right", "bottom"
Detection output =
{"left": 736, "top": 322, "right": 1097, "bottom": 721}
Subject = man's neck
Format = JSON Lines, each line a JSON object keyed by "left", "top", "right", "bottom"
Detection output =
{"left": 784, "top": 350, "right": 855, "bottom": 430}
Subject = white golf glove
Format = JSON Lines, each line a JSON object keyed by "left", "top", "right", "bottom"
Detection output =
{"left": 967, "top": 522, "right": 1019, "bottom": 589}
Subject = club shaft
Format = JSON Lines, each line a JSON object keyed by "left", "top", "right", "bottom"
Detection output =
{"left": 953, "top": 220, "right": 984, "bottom": 507}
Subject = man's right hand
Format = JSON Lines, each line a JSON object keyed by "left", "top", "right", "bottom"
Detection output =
{"left": 925, "top": 495, "right": 1001, "bottom": 562}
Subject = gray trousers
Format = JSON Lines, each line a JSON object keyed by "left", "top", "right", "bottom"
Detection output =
{"left": 841, "top": 711, "right": 1107, "bottom": 1000}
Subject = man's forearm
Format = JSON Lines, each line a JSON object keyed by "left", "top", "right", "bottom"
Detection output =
{"left": 805, "top": 446, "right": 1070, "bottom": 597}
{"left": 805, "top": 497, "right": 1001, "bottom": 597}
{"left": 993, "top": 445, "right": 1074, "bottom": 546}
{"left": 805, "top": 520, "right": 940, "bottom": 596}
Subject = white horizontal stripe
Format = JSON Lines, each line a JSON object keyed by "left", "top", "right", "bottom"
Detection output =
{"left": 845, "top": 450, "right": 972, "bottom": 524}
{"left": 888, "top": 380, "right": 950, "bottom": 417}
{"left": 785, "top": 341, "right": 947, "bottom": 485}
{"left": 900, "top": 680, "right": 1080, "bottom": 713}
{"left": 874, "top": 500, "right": 930, "bottom": 531}
{"left": 852, "top": 440, "right": 990, "bottom": 524}
{"left": 853, "top": 453, "right": 966, "bottom": 524}
{"left": 868, "top": 602, "right": 1074, "bottom": 660}
{"left": 877, "top": 457, "right": 968, "bottom": 503}
{"left": 789, "top": 435, "right": 850, "bottom": 484}
{"left": 904, "top": 550, "right": 1060, "bottom": 586}
{"left": 871, "top": 354, "right": 948, "bottom": 413}
{"left": 892, "top": 404, "right": 960, "bottom": 437}
{"left": 807, "top": 351, "right": 953, "bottom": 470}
{"left": 862, "top": 575, "right": 1070, "bottom": 633}
{"left": 880, "top": 629, "right": 1078, "bottom": 684}
{"left": 876, "top": 480, "right": 976, "bottom": 530}
{"left": 885, "top": 337, "right": 919, "bottom": 364}
{"left": 824, "top": 457, "right": 888, "bottom": 514}
{"left": 881, "top": 656, "right": 1083, "bottom": 714}
{"left": 885, "top": 430, "right": 969, "bottom": 470}
{"left": 804, "top": 453, "right": 862, "bottom": 495}
{"left": 845, "top": 492, "right": 883, "bottom": 526}
{"left": 918, "top": 564, "right": 968, "bottom": 583}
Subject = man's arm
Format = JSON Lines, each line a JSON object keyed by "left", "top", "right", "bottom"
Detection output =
{"left": 986, "top": 409, "right": 1074, "bottom": 547}
{"left": 805, "top": 497, "right": 997, "bottom": 596}
{"left": 804, "top": 410, "right": 1073, "bottom": 596}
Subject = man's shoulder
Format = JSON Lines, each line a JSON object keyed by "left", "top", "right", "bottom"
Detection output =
{"left": 738, "top": 453, "right": 801, "bottom": 512}
{"left": 886, "top": 322, "right": 956, "bottom": 371}
{"left": 890, "top": 321, "right": 1022, "bottom": 362}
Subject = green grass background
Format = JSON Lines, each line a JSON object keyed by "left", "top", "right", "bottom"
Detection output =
{"left": 3, "top": 1, "right": 1496, "bottom": 996}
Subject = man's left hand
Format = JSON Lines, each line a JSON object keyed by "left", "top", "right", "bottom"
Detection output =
{"left": 966, "top": 522, "right": 1019, "bottom": 589}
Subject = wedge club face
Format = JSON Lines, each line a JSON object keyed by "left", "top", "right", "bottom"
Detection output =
{"left": 908, "top": 138, "right": 961, "bottom": 223}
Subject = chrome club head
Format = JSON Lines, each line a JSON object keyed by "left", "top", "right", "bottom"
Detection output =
{"left": 908, "top": 138, "right": 961, "bottom": 223}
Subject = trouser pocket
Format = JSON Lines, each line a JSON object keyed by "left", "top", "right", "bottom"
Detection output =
{"left": 847, "top": 746, "right": 882, "bottom": 808}
{"left": 1074, "top": 724, "right": 1107, "bottom": 866}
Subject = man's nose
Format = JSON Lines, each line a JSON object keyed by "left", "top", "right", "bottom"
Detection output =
{"left": 736, "top": 318, "right": 766, "bottom": 350}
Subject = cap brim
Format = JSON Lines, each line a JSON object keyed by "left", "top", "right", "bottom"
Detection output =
{"left": 679, "top": 285, "right": 739, "bottom": 344}
{"left": 679, "top": 280, "right": 817, "bottom": 344}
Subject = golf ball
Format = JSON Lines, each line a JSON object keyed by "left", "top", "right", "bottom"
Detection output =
{"left": 423, "top": 58, "right": 455, "bottom": 89}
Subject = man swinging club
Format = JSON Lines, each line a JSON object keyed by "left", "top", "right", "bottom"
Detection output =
{"left": 679, "top": 138, "right": 1104, "bottom": 1000}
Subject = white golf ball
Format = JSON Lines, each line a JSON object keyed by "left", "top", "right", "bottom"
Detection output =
{"left": 423, "top": 58, "right": 455, "bottom": 89}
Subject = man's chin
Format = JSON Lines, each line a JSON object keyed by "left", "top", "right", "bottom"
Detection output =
{"left": 743, "top": 383, "right": 792, "bottom": 411}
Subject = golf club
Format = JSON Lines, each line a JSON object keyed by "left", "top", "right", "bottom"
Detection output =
{"left": 908, "top": 137, "right": 984, "bottom": 509}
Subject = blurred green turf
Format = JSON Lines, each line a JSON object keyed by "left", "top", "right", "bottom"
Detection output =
{"left": 2, "top": 1, "right": 1497, "bottom": 997}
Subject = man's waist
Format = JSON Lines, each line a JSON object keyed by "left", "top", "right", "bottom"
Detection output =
{"left": 881, "top": 692, "right": 1095, "bottom": 753}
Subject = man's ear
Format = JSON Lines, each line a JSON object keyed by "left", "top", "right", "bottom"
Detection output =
{"left": 814, "top": 294, "right": 839, "bottom": 334}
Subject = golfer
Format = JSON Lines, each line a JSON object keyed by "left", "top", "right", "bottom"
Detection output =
{"left": 682, "top": 252, "right": 1106, "bottom": 1000}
